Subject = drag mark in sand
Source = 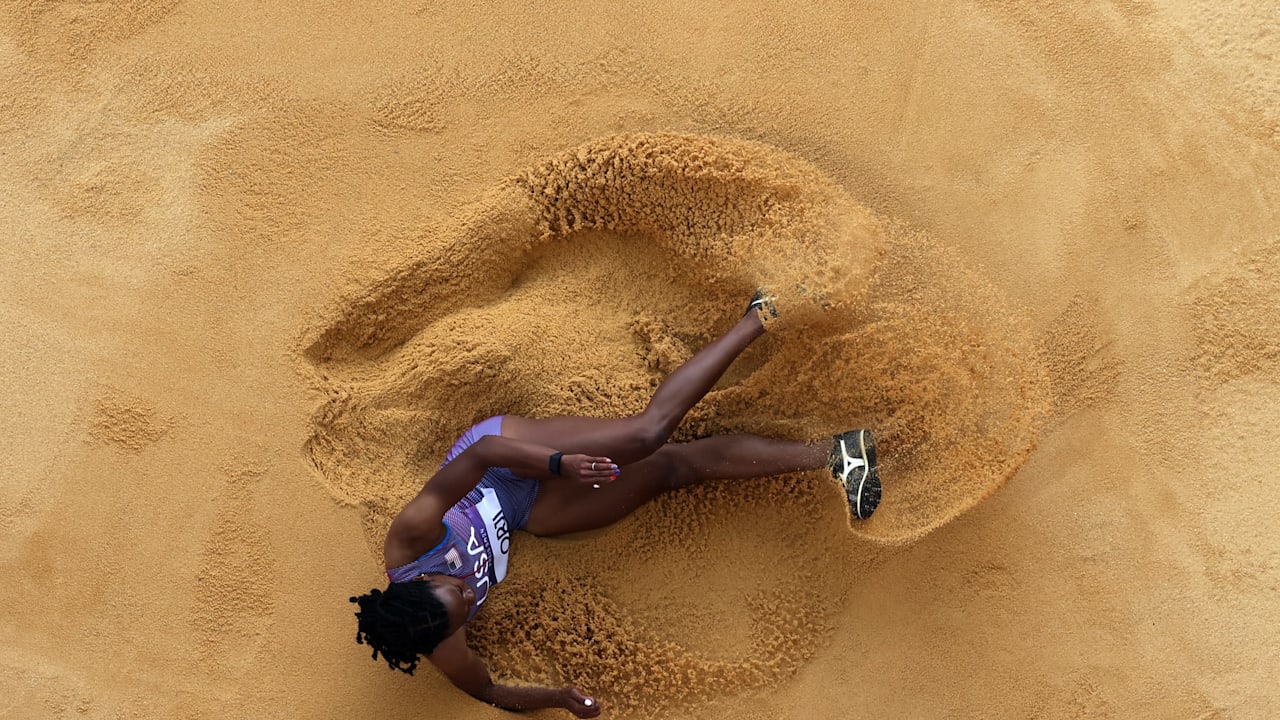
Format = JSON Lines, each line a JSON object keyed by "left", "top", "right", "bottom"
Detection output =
{"left": 1037, "top": 294, "right": 1122, "bottom": 421}
{"left": 88, "top": 387, "right": 175, "bottom": 453}
{"left": 190, "top": 465, "right": 278, "bottom": 679}
{"left": 1, "top": 0, "right": 181, "bottom": 72}
{"left": 1187, "top": 237, "right": 1280, "bottom": 386}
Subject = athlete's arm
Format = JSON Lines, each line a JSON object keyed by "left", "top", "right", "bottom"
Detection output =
{"left": 467, "top": 435, "right": 617, "bottom": 484}
{"left": 429, "top": 628, "right": 601, "bottom": 718}
{"left": 385, "top": 436, "right": 616, "bottom": 563}
{"left": 425, "top": 435, "right": 616, "bottom": 509}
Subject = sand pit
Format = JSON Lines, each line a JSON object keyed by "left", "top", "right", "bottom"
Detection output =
{"left": 3, "top": 2, "right": 1279, "bottom": 718}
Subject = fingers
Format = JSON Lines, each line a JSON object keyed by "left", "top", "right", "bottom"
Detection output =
{"left": 565, "top": 687, "right": 601, "bottom": 718}
{"left": 566, "top": 455, "right": 622, "bottom": 489}
{"left": 581, "top": 457, "right": 619, "bottom": 480}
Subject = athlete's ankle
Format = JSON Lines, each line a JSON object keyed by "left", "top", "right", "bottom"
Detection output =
{"left": 744, "top": 289, "right": 778, "bottom": 329}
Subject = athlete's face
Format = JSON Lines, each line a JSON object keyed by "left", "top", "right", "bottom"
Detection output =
{"left": 419, "top": 574, "right": 475, "bottom": 635}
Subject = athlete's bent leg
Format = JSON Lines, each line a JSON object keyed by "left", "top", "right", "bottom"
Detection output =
{"left": 504, "top": 310, "right": 765, "bottom": 465}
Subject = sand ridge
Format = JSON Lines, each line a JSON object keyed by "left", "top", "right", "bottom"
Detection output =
{"left": 303, "top": 132, "right": 1050, "bottom": 546}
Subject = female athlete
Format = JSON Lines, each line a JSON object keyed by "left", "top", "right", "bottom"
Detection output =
{"left": 349, "top": 292, "right": 881, "bottom": 717}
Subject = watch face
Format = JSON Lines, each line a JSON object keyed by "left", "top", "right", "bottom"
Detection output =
{"left": 446, "top": 547, "right": 463, "bottom": 572}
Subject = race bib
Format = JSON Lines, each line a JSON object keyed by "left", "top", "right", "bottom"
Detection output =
{"left": 473, "top": 488, "right": 511, "bottom": 583}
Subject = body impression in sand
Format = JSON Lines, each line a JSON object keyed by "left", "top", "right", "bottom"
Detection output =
{"left": 303, "top": 134, "right": 1047, "bottom": 713}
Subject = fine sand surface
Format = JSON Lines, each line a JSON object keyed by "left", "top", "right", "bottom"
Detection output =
{"left": 2, "top": 2, "right": 1277, "bottom": 718}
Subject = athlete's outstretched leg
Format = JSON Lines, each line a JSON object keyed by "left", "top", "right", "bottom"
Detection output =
{"left": 504, "top": 302, "right": 769, "bottom": 465}
{"left": 660, "top": 434, "right": 830, "bottom": 487}
{"left": 524, "top": 433, "right": 828, "bottom": 536}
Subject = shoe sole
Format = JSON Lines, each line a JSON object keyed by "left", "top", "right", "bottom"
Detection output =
{"left": 832, "top": 430, "right": 881, "bottom": 520}
{"left": 746, "top": 289, "right": 778, "bottom": 320}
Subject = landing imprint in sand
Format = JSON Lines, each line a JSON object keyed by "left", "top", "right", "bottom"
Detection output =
{"left": 301, "top": 133, "right": 1049, "bottom": 713}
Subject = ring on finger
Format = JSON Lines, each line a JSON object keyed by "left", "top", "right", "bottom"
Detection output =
{"left": 591, "top": 462, "right": 596, "bottom": 471}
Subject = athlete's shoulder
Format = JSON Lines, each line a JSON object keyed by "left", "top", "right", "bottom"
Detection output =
{"left": 384, "top": 496, "right": 450, "bottom": 569}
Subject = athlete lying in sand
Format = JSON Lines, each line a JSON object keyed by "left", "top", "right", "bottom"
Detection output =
{"left": 350, "top": 292, "right": 881, "bottom": 717}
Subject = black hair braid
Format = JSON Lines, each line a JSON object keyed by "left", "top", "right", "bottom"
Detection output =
{"left": 350, "top": 582, "right": 452, "bottom": 675}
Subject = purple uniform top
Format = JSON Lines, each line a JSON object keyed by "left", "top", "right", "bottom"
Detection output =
{"left": 385, "top": 416, "right": 537, "bottom": 622}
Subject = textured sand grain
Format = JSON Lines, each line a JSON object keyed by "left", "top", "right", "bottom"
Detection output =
{"left": 2, "top": 2, "right": 1278, "bottom": 718}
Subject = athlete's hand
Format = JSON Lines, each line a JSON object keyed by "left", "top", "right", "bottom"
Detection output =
{"left": 560, "top": 687, "right": 601, "bottom": 718}
{"left": 562, "top": 454, "right": 620, "bottom": 485}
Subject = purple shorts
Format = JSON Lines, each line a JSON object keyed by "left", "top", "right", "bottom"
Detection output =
{"left": 444, "top": 415, "right": 539, "bottom": 531}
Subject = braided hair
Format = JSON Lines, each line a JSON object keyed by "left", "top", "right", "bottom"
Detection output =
{"left": 350, "top": 581, "right": 452, "bottom": 675}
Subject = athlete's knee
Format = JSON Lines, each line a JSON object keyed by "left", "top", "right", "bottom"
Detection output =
{"left": 654, "top": 445, "right": 697, "bottom": 491}
{"left": 626, "top": 415, "right": 669, "bottom": 459}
